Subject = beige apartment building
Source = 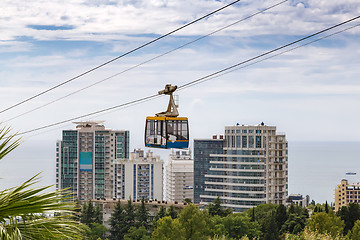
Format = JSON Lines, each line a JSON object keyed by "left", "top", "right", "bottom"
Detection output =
{"left": 56, "top": 121, "right": 129, "bottom": 201}
{"left": 114, "top": 149, "right": 163, "bottom": 201}
{"left": 334, "top": 179, "right": 360, "bottom": 211}
{"left": 200, "top": 123, "right": 288, "bottom": 212}
{"left": 166, "top": 150, "right": 194, "bottom": 203}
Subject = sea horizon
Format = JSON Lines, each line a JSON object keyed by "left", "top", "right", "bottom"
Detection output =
{"left": 1, "top": 139, "right": 359, "bottom": 205}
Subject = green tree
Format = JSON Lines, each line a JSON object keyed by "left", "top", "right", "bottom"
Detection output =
{"left": 109, "top": 200, "right": 126, "bottom": 240}
{"left": 81, "top": 200, "right": 95, "bottom": 227}
{"left": 325, "top": 201, "right": 329, "bottom": 213}
{"left": 151, "top": 216, "right": 185, "bottom": 240}
{"left": 314, "top": 203, "right": 323, "bottom": 212}
{"left": 251, "top": 207, "right": 255, "bottom": 222}
{"left": 245, "top": 203, "right": 277, "bottom": 237}
{"left": 308, "top": 212, "right": 344, "bottom": 238}
{"left": 0, "top": 126, "right": 84, "bottom": 239}
{"left": 177, "top": 204, "right": 213, "bottom": 240}
{"left": 84, "top": 222, "right": 107, "bottom": 240}
{"left": 184, "top": 198, "right": 192, "bottom": 204}
{"left": 288, "top": 204, "right": 296, "bottom": 215}
{"left": 348, "top": 219, "right": 360, "bottom": 239}
{"left": 313, "top": 206, "right": 318, "bottom": 213}
{"left": 124, "top": 226, "right": 150, "bottom": 240}
{"left": 123, "top": 198, "right": 136, "bottom": 233}
{"left": 216, "top": 213, "right": 261, "bottom": 239}
{"left": 281, "top": 213, "right": 306, "bottom": 235}
{"left": 154, "top": 205, "right": 167, "bottom": 223}
{"left": 263, "top": 211, "right": 279, "bottom": 240}
{"left": 208, "top": 196, "right": 232, "bottom": 217}
{"left": 137, "top": 198, "right": 149, "bottom": 229}
{"left": 166, "top": 205, "right": 178, "bottom": 219}
{"left": 94, "top": 202, "right": 103, "bottom": 224}
{"left": 337, "top": 202, "right": 360, "bottom": 234}
{"left": 275, "top": 204, "right": 287, "bottom": 232}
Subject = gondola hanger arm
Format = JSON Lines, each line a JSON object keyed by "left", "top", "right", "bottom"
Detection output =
{"left": 156, "top": 84, "right": 179, "bottom": 117}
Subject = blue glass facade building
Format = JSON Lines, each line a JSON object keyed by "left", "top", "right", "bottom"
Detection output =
{"left": 193, "top": 137, "right": 224, "bottom": 204}
{"left": 56, "top": 121, "right": 129, "bottom": 201}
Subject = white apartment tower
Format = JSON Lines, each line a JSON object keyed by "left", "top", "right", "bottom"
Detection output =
{"left": 200, "top": 123, "right": 288, "bottom": 212}
{"left": 56, "top": 121, "right": 129, "bottom": 201}
{"left": 166, "top": 150, "right": 194, "bottom": 203}
{"left": 114, "top": 149, "right": 163, "bottom": 201}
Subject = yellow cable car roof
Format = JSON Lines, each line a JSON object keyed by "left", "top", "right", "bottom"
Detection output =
{"left": 146, "top": 116, "right": 188, "bottom": 121}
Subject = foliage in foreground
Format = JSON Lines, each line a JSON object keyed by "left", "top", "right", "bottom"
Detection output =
{"left": 0, "top": 174, "right": 86, "bottom": 240}
{"left": 0, "top": 126, "right": 85, "bottom": 239}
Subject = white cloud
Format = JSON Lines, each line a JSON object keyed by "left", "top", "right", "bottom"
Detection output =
{"left": 1, "top": 0, "right": 360, "bottom": 43}
{"left": 0, "top": 0, "right": 360, "bottom": 144}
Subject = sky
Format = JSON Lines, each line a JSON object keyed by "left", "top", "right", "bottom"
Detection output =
{"left": 0, "top": 0, "right": 360, "bottom": 202}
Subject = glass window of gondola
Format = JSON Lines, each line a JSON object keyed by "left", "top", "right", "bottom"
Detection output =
{"left": 145, "top": 119, "right": 166, "bottom": 146}
{"left": 166, "top": 120, "right": 188, "bottom": 141}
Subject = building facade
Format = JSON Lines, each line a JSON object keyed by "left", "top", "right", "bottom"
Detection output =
{"left": 166, "top": 150, "right": 194, "bottom": 203}
{"left": 115, "top": 149, "right": 163, "bottom": 201}
{"left": 286, "top": 194, "right": 310, "bottom": 207}
{"left": 56, "top": 121, "right": 129, "bottom": 201}
{"left": 334, "top": 179, "right": 360, "bottom": 211}
{"left": 198, "top": 123, "right": 288, "bottom": 212}
{"left": 193, "top": 136, "right": 224, "bottom": 204}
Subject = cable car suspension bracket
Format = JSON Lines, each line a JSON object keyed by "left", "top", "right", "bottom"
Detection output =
{"left": 156, "top": 84, "right": 179, "bottom": 117}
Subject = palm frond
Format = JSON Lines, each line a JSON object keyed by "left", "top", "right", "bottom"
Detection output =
{"left": 0, "top": 175, "right": 75, "bottom": 220}
{"left": 0, "top": 125, "right": 85, "bottom": 239}
{"left": 0, "top": 125, "right": 21, "bottom": 161}
{"left": 0, "top": 174, "right": 85, "bottom": 239}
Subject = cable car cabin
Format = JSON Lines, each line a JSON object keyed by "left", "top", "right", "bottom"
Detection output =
{"left": 145, "top": 116, "right": 189, "bottom": 149}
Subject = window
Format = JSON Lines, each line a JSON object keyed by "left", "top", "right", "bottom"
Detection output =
{"left": 236, "top": 136, "right": 241, "bottom": 148}
{"left": 242, "top": 130, "right": 247, "bottom": 134}
{"left": 249, "top": 136, "right": 254, "bottom": 148}
{"left": 242, "top": 136, "right": 247, "bottom": 148}
{"left": 256, "top": 136, "right": 261, "bottom": 148}
{"left": 167, "top": 120, "right": 188, "bottom": 140}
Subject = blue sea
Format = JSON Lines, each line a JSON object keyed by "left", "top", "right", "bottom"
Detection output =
{"left": 289, "top": 141, "right": 360, "bottom": 204}
{"left": 1, "top": 140, "right": 359, "bottom": 204}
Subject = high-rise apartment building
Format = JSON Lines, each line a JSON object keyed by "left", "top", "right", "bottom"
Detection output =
{"left": 115, "top": 149, "right": 163, "bottom": 201}
{"left": 166, "top": 150, "right": 194, "bottom": 203}
{"left": 334, "top": 179, "right": 360, "bottom": 211}
{"left": 193, "top": 137, "right": 224, "bottom": 203}
{"left": 197, "top": 123, "right": 288, "bottom": 212}
{"left": 56, "top": 121, "right": 129, "bottom": 201}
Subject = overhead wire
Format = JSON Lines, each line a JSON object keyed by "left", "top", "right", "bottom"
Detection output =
{"left": 24, "top": 94, "right": 163, "bottom": 140}
{"left": 177, "top": 15, "right": 360, "bottom": 90}
{"left": 14, "top": 15, "right": 360, "bottom": 137}
{"left": 178, "top": 23, "right": 360, "bottom": 91}
{"left": 0, "top": 0, "right": 242, "bottom": 115}
{"left": 4, "top": 0, "right": 289, "bottom": 123}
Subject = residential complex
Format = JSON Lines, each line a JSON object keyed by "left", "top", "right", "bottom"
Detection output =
{"left": 56, "top": 121, "right": 129, "bottom": 201}
{"left": 166, "top": 150, "right": 194, "bottom": 203}
{"left": 334, "top": 179, "right": 360, "bottom": 211}
{"left": 115, "top": 149, "right": 163, "bottom": 201}
{"left": 196, "top": 123, "right": 288, "bottom": 212}
{"left": 286, "top": 194, "right": 310, "bottom": 207}
{"left": 193, "top": 136, "right": 224, "bottom": 203}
